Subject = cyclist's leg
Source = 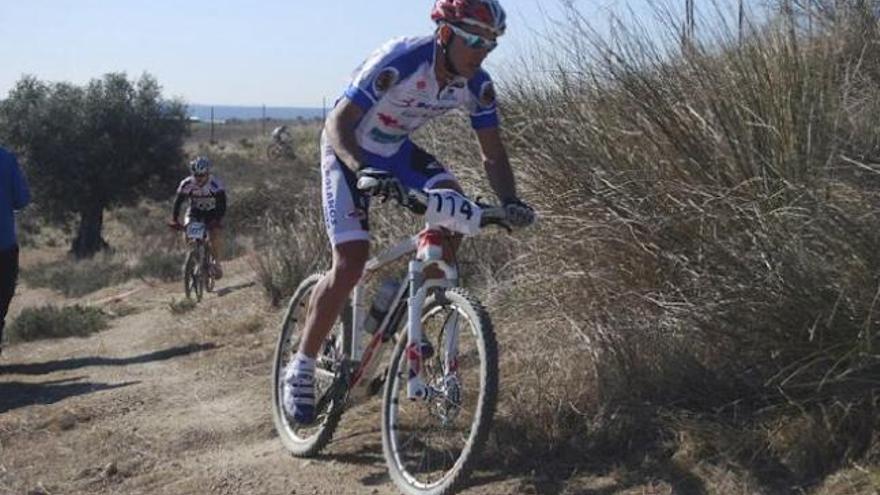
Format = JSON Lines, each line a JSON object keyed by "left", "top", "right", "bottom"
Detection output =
{"left": 0, "top": 245, "right": 19, "bottom": 355}
{"left": 181, "top": 211, "right": 193, "bottom": 244}
{"left": 395, "top": 143, "right": 463, "bottom": 271}
{"left": 300, "top": 138, "right": 373, "bottom": 356}
{"left": 284, "top": 134, "right": 372, "bottom": 422}
{"left": 207, "top": 219, "right": 224, "bottom": 278}
{"left": 299, "top": 240, "right": 368, "bottom": 357}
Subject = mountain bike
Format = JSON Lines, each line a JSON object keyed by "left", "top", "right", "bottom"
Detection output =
{"left": 171, "top": 221, "right": 216, "bottom": 302}
{"left": 267, "top": 140, "right": 296, "bottom": 162}
{"left": 271, "top": 183, "right": 511, "bottom": 495}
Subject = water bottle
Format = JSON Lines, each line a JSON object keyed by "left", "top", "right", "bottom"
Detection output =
{"left": 363, "top": 279, "right": 400, "bottom": 335}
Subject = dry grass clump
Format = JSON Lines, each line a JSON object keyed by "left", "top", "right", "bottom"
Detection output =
{"left": 252, "top": 198, "right": 329, "bottom": 306}
{"left": 6, "top": 305, "right": 109, "bottom": 342}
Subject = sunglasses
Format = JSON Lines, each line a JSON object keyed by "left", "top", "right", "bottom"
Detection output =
{"left": 448, "top": 24, "right": 498, "bottom": 52}
{"left": 194, "top": 173, "right": 208, "bottom": 178}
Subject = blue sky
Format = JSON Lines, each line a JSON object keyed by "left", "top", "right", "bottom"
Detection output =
{"left": 0, "top": 1, "right": 758, "bottom": 107}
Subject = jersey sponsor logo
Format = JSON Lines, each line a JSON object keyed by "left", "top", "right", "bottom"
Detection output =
{"left": 369, "top": 127, "right": 407, "bottom": 144}
{"left": 372, "top": 67, "right": 399, "bottom": 97}
{"left": 479, "top": 81, "right": 496, "bottom": 107}
{"left": 401, "top": 109, "right": 450, "bottom": 120}
{"left": 346, "top": 208, "right": 367, "bottom": 220}
{"left": 192, "top": 197, "right": 216, "bottom": 210}
{"left": 416, "top": 80, "right": 427, "bottom": 90}
{"left": 389, "top": 97, "right": 455, "bottom": 113}
{"left": 378, "top": 113, "right": 406, "bottom": 130}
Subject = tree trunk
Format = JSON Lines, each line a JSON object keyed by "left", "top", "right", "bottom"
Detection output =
{"left": 71, "top": 204, "right": 109, "bottom": 258}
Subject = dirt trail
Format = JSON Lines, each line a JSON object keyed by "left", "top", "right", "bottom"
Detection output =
{"left": 0, "top": 254, "right": 530, "bottom": 495}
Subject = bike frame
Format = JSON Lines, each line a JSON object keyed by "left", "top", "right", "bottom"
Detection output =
{"left": 341, "top": 233, "right": 459, "bottom": 405}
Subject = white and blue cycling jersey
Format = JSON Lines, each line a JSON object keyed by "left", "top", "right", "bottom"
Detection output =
{"left": 342, "top": 35, "right": 499, "bottom": 160}
{"left": 321, "top": 35, "right": 500, "bottom": 246}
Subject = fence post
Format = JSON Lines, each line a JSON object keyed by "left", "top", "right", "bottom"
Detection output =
{"left": 683, "top": 0, "right": 695, "bottom": 50}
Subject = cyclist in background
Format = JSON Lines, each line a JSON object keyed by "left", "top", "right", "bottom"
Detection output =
{"left": 170, "top": 156, "right": 227, "bottom": 279}
{"left": 272, "top": 125, "right": 292, "bottom": 144}
{"left": 282, "top": 0, "right": 535, "bottom": 424}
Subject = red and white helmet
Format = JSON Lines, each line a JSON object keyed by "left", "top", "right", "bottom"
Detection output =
{"left": 431, "top": 0, "right": 507, "bottom": 36}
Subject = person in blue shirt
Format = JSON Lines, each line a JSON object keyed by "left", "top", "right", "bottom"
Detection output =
{"left": 0, "top": 146, "right": 30, "bottom": 355}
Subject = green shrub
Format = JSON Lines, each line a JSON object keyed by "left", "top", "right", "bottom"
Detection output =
{"left": 23, "top": 247, "right": 186, "bottom": 296}
{"left": 132, "top": 250, "right": 184, "bottom": 282}
{"left": 6, "top": 305, "right": 108, "bottom": 342}
{"left": 167, "top": 297, "right": 197, "bottom": 314}
{"left": 22, "top": 254, "right": 129, "bottom": 297}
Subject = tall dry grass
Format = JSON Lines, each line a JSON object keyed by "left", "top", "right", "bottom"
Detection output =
{"left": 249, "top": 3, "right": 880, "bottom": 488}
{"left": 416, "top": 1, "right": 880, "bottom": 485}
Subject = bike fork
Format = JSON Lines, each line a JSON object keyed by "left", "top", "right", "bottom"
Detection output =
{"left": 405, "top": 260, "right": 459, "bottom": 401}
{"left": 406, "top": 260, "right": 429, "bottom": 400}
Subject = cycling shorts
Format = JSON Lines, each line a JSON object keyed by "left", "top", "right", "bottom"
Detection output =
{"left": 320, "top": 133, "right": 457, "bottom": 246}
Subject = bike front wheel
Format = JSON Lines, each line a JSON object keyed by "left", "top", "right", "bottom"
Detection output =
{"left": 381, "top": 287, "right": 498, "bottom": 495}
{"left": 183, "top": 248, "right": 199, "bottom": 301}
{"left": 193, "top": 243, "right": 206, "bottom": 302}
{"left": 271, "top": 272, "right": 351, "bottom": 457}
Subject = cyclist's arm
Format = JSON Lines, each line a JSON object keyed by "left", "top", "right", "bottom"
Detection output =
{"left": 325, "top": 96, "right": 366, "bottom": 172}
{"left": 474, "top": 126, "right": 517, "bottom": 202}
{"left": 215, "top": 190, "right": 227, "bottom": 218}
{"left": 172, "top": 193, "right": 186, "bottom": 222}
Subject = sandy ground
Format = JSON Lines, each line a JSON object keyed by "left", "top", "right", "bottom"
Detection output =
{"left": 0, "top": 254, "right": 546, "bottom": 495}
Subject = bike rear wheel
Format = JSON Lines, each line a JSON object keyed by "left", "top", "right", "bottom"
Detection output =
{"left": 381, "top": 287, "right": 498, "bottom": 495}
{"left": 205, "top": 252, "right": 216, "bottom": 293}
{"left": 271, "top": 272, "right": 351, "bottom": 457}
{"left": 267, "top": 142, "right": 295, "bottom": 161}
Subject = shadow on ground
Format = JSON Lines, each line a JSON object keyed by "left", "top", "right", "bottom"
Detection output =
{"left": 0, "top": 377, "right": 138, "bottom": 413}
{"left": 0, "top": 342, "right": 218, "bottom": 376}
{"left": 320, "top": 417, "right": 714, "bottom": 495}
{"left": 215, "top": 281, "right": 256, "bottom": 297}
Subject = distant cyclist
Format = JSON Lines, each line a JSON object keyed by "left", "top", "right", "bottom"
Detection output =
{"left": 170, "top": 156, "right": 227, "bottom": 279}
{"left": 272, "top": 125, "right": 292, "bottom": 144}
{"left": 268, "top": 125, "right": 296, "bottom": 161}
{"left": 282, "top": 0, "right": 535, "bottom": 424}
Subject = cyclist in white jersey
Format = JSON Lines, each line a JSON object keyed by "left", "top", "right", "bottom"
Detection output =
{"left": 283, "top": 0, "right": 535, "bottom": 424}
{"left": 272, "top": 125, "right": 291, "bottom": 144}
{"left": 170, "top": 156, "right": 227, "bottom": 279}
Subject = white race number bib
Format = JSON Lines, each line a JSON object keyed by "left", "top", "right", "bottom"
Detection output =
{"left": 424, "top": 189, "right": 482, "bottom": 236}
{"left": 186, "top": 221, "right": 207, "bottom": 240}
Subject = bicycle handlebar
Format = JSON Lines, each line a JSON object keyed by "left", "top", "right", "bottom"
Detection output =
{"left": 356, "top": 175, "right": 510, "bottom": 231}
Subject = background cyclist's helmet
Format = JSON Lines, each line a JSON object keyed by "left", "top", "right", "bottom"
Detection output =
{"left": 189, "top": 156, "right": 211, "bottom": 175}
{"left": 431, "top": 0, "right": 507, "bottom": 36}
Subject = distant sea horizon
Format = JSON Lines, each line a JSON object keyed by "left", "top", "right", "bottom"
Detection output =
{"left": 187, "top": 104, "right": 326, "bottom": 122}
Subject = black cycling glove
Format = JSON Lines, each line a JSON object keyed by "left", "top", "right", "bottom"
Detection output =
{"left": 503, "top": 198, "right": 536, "bottom": 227}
